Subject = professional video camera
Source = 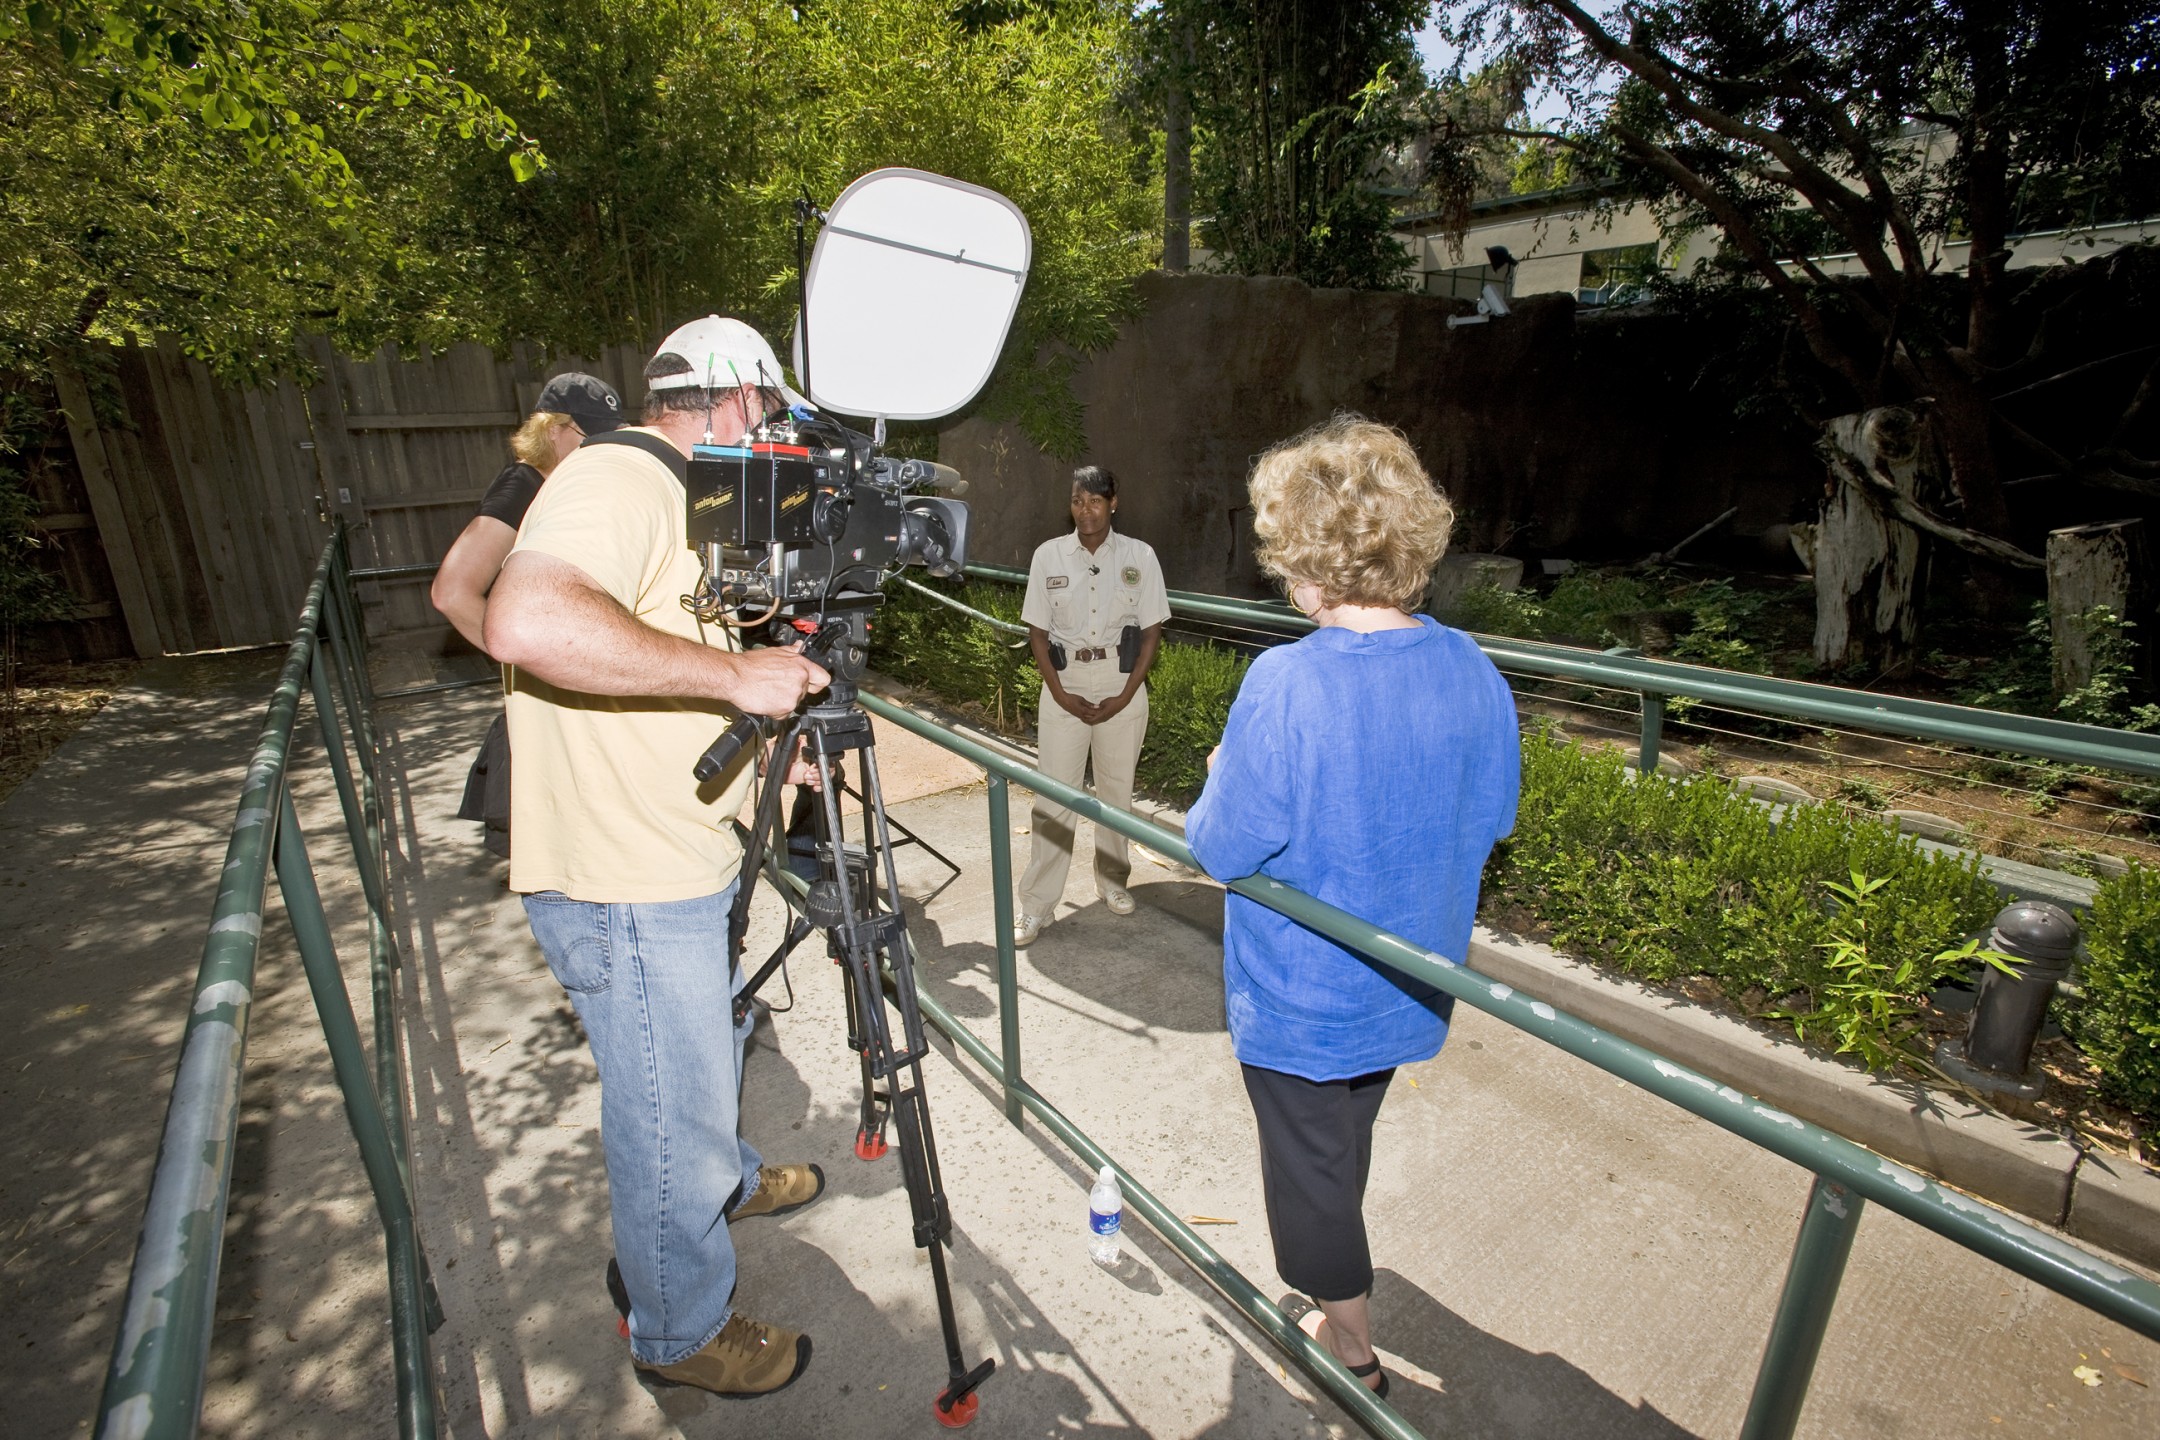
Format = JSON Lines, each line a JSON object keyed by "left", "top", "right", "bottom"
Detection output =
{"left": 682, "top": 410, "right": 970, "bottom": 619}
{"left": 681, "top": 168, "right": 1030, "bottom": 1430}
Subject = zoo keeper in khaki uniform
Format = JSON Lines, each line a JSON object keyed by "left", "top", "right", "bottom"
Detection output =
{"left": 1014, "top": 465, "right": 1171, "bottom": 946}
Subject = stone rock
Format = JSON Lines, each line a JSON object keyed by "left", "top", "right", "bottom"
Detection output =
{"left": 1733, "top": 775, "right": 1814, "bottom": 806}
{"left": 1885, "top": 809, "right": 1970, "bottom": 845}
{"left": 1427, "top": 553, "right": 1525, "bottom": 618}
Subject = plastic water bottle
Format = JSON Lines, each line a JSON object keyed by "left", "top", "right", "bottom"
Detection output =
{"left": 1087, "top": 1165, "right": 1123, "bottom": 1266}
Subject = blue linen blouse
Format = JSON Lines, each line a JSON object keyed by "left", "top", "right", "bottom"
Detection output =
{"left": 1186, "top": 616, "right": 1520, "bottom": 1080}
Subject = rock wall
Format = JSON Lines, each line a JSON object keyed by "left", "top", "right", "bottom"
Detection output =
{"left": 940, "top": 271, "right": 1822, "bottom": 595}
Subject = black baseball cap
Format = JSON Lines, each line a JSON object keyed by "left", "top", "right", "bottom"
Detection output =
{"left": 535, "top": 372, "right": 624, "bottom": 433}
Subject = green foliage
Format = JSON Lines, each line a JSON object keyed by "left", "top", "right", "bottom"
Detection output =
{"left": 1132, "top": 640, "right": 1246, "bottom": 804}
{"left": 1483, "top": 727, "right": 2001, "bottom": 1001}
{"left": 1, "top": 1, "right": 536, "bottom": 199}
{"left": 2067, "top": 866, "right": 2160, "bottom": 1125}
{"left": 1440, "top": 569, "right": 1786, "bottom": 673}
{"left": 1441, "top": 582, "right": 1546, "bottom": 638}
{"left": 435, "top": 0, "right": 1157, "bottom": 453}
{"left": 1934, "top": 601, "right": 2160, "bottom": 732}
{"left": 868, "top": 578, "right": 1042, "bottom": 733}
{"left": 882, "top": 594, "right": 2160, "bottom": 1101}
{"left": 1, "top": 0, "right": 542, "bottom": 378}
{"left": 1770, "top": 872, "right": 2016, "bottom": 1073}
{"left": 1143, "top": 0, "right": 1425, "bottom": 289}
{"left": 1432, "top": 1, "right": 2160, "bottom": 551}
{"left": 7, "top": 0, "right": 1154, "bottom": 453}
{"left": 867, "top": 575, "right": 1249, "bottom": 806}
{"left": 1509, "top": 136, "right": 1570, "bottom": 195}
{"left": 2055, "top": 606, "right": 2160, "bottom": 733}
{"left": 1932, "top": 602, "right": 2056, "bottom": 714}
{"left": 0, "top": 379, "right": 75, "bottom": 716}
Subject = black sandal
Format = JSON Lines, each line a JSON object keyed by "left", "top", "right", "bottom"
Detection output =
{"left": 1279, "top": 1294, "right": 1390, "bottom": 1402}
{"left": 1345, "top": 1355, "right": 1390, "bottom": 1401}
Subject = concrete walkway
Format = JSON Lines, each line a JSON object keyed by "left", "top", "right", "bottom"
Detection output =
{"left": 3, "top": 654, "right": 2157, "bottom": 1438}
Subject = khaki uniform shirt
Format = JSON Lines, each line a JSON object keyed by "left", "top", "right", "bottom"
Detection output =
{"left": 504, "top": 434, "right": 754, "bottom": 903}
{"left": 1020, "top": 528, "right": 1171, "bottom": 652}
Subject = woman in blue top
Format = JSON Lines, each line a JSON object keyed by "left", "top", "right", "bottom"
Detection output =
{"left": 1186, "top": 415, "right": 1519, "bottom": 1400}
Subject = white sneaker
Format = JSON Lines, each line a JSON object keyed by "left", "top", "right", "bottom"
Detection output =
{"left": 1015, "top": 913, "right": 1051, "bottom": 947}
{"left": 1101, "top": 885, "right": 1136, "bottom": 916}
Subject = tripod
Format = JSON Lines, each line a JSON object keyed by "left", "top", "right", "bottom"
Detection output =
{"left": 702, "top": 610, "right": 997, "bottom": 1427}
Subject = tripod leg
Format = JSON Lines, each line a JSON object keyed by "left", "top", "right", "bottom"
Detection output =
{"left": 856, "top": 740, "right": 997, "bottom": 1421}
{"left": 799, "top": 708, "right": 995, "bottom": 1422}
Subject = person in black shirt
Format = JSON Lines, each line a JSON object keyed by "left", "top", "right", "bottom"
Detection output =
{"left": 432, "top": 372, "right": 625, "bottom": 646}
{"left": 437, "top": 372, "right": 624, "bottom": 855}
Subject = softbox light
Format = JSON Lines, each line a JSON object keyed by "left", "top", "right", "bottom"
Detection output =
{"left": 796, "top": 169, "right": 1032, "bottom": 422}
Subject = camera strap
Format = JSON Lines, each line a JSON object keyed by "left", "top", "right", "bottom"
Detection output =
{"left": 579, "top": 428, "right": 689, "bottom": 482}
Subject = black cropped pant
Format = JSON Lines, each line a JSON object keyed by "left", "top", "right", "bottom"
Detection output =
{"left": 1240, "top": 1063, "right": 1396, "bottom": 1302}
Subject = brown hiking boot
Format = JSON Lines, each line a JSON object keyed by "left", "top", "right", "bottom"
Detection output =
{"left": 634, "top": 1312, "right": 811, "bottom": 1397}
{"left": 729, "top": 1163, "right": 826, "bottom": 1222}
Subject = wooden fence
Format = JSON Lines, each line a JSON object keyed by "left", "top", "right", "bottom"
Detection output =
{"left": 52, "top": 336, "right": 650, "bottom": 654}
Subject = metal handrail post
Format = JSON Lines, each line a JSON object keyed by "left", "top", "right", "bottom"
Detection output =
{"left": 329, "top": 533, "right": 381, "bottom": 710}
{"left": 986, "top": 776, "right": 1023, "bottom": 1126}
{"left": 319, "top": 565, "right": 420, "bottom": 1204}
{"left": 1740, "top": 1176, "right": 1867, "bottom": 1440}
{"left": 309, "top": 649, "right": 384, "bottom": 918}
{"left": 320, "top": 544, "right": 378, "bottom": 779}
{"left": 1639, "top": 690, "right": 1665, "bottom": 774}
{"left": 272, "top": 789, "right": 439, "bottom": 1439}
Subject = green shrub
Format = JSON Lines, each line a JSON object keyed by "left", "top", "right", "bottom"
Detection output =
{"left": 869, "top": 577, "right": 1249, "bottom": 804}
{"left": 869, "top": 579, "right": 1042, "bottom": 731}
{"left": 1443, "top": 583, "right": 1546, "bottom": 639}
{"left": 1134, "top": 641, "right": 1248, "bottom": 805}
{"left": 1771, "top": 872, "right": 2016, "bottom": 1073}
{"left": 1483, "top": 729, "right": 2001, "bottom": 1002}
{"left": 2068, "top": 866, "right": 2160, "bottom": 1125}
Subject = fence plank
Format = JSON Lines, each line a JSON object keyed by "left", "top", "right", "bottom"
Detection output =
{"left": 53, "top": 331, "right": 678, "bottom": 651}
{"left": 51, "top": 362, "right": 162, "bottom": 657}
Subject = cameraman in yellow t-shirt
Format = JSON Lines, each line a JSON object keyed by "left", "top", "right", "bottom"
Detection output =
{"left": 484, "top": 317, "right": 830, "bottom": 1400}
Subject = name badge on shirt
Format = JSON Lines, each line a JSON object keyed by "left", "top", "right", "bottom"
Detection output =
{"left": 1122, "top": 566, "right": 1140, "bottom": 585}
{"left": 1046, "top": 575, "right": 1070, "bottom": 590}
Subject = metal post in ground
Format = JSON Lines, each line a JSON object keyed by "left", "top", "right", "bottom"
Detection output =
{"left": 309, "top": 648, "right": 382, "bottom": 918}
{"left": 1639, "top": 691, "right": 1666, "bottom": 774}
{"left": 1935, "top": 901, "right": 2079, "bottom": 1100}
{"left": 273, "top": 789, "right": 441, "bottom": 1439}
{"left": 987, "top": 775, "right": 1023, "bottom": 1128}
{"left": 1740, "top": 1174, "right": 1866, "bottom": 1440}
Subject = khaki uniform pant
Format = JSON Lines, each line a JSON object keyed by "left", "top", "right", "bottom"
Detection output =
{"left": 1018, "top": 656, "right": 1148, "bottom": 918}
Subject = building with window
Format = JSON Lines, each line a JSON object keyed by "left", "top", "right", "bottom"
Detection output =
{"left": 1397, "top": 181, "right": 2159, "bottom": 308}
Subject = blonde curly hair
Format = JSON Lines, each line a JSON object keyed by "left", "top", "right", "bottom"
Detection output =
{"left": 1248, "top": 414, "right": 1454, "bottom": 610}
{"left": 509, "top": 411, "right": 576, "bottom": 470}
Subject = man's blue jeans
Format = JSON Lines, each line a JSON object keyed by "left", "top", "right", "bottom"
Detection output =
{"left": 523, "top": 886, "right": 763, "bottom": 1366}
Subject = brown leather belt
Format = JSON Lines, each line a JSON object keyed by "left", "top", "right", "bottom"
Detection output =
{"left": 1070, "top": 646, "right": 1110, "bottom": 662}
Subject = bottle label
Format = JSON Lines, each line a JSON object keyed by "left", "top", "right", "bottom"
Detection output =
{"left": 1089, "top": 1208, "right": 1121, "bottom": 1236}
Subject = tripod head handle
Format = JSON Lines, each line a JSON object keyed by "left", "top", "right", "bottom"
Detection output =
{"left": 691, "top": 619, "right": 858, "bottom": 784}
{"left": 693, "top": 712, "right": 775, "bottom": 783}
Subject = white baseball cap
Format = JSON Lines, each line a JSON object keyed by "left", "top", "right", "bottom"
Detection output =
{"left": 645, "top": 315, "right": 807, "bottom": 409}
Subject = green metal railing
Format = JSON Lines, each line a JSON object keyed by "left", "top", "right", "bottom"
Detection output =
{"left": 856, "top": 688, "right": 2160, "bottom": 1440}
{"left": 96, "top": 529, "right": 442, "bottom": 1440}
{"left": 960, "top": 563, "right": 2160, "bottom": 781}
